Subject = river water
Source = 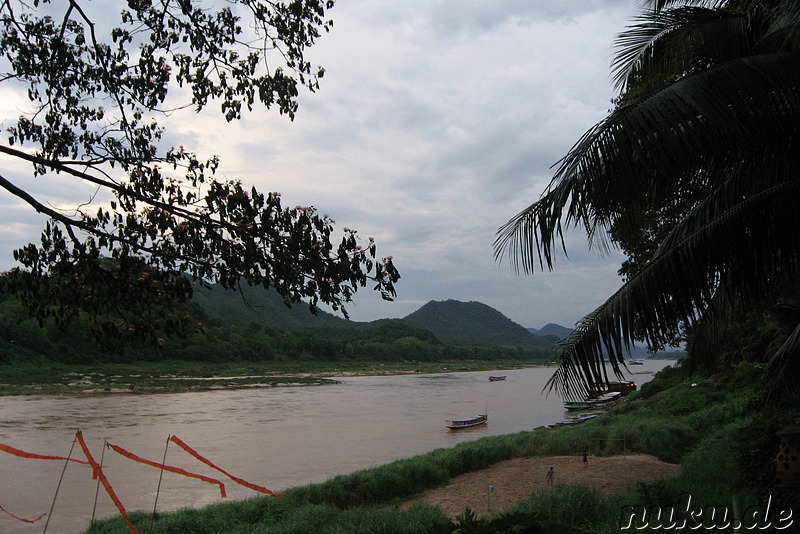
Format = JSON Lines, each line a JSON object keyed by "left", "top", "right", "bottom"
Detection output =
{"left": 0, "top": 361, "right": 670, "bottom": 533}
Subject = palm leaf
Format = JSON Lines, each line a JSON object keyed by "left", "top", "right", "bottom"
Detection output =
{"left": 767, "top": 321, "right": 800, "bottom": 389}
{"left": 500, "top": 1, "right": 800, "bottom": 396}
{"left": 543, "top": 178, "right": 800, "bottom": 397}
{"left": 613, "top": 7, "right": 751, "bottom": 93}
{"left": 495, "top": 52, "right": 800, "bottom": 276}
{"left": 646, "top": 1, "right": 730, "bottom": 12}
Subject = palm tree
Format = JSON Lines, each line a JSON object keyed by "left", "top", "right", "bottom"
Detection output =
{"left": 495, "top": 0, "right": 800, "bottom": 398}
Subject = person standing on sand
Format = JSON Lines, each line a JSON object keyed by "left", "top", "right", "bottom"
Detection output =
{"left": 546, "top": 466, "right": 554, "bottom": 486}
{"left": 583, "top": 452, "right": 588, "bottom": 467}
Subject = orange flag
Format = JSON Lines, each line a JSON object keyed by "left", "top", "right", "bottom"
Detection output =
{"left": 76, "top": 431, "right": 140, "bottom": 534}
{"left": 0, "top": 504, "right": 45, "bottom": 524}
{"left": 107, "top": 443, "right": 227, "bottom": 498}
{"left": 170, "top": 435, "right": 282, "bottom": 496}
{"left": 0, "top": 442, "right": 89, "bottom": 465}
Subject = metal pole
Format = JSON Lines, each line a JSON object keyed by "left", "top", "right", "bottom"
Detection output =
{"left": 43, "top": 432, "right": 78, "bottom": 534}
{"left": 149, "top": 435, "right": 171, "bottom": 534}
{"left": 89, "top": 440, "right": 108, "bottom": 532}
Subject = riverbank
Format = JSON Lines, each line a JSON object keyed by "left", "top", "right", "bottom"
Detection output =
{"left": 0, "top": 359, "right": 536, "bottom": 395}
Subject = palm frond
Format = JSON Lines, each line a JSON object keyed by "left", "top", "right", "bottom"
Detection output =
{"left": 645, "top": 1, "right": 730, "bottom": 12}
{"left": 543, "top": 178, "right": 800, "bottom": 396}
{"left": 759, "top": 1, "right": 800, "bottom": 51}
{"left": 613, "top": 7, "right": 751, "bottom": 93}
{"left": 767, "top": 321, "right": 800, "bottom": 388}
{"left": 495, "top": 52, "right": 800, "bottom": 275}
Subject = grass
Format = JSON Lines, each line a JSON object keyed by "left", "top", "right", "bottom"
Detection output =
{"left": 82, "top": 361, "right": 799, "bottom": 533}
{"left": 85, "top": 499, "right": 454, "bottom": 534}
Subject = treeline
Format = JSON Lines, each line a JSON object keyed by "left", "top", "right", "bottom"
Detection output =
{"left": 0, "top": 298, "right": 551, "bottom": 365}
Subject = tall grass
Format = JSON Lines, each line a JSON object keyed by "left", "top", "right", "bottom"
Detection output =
{"left": 286, "top": 433, "right": 542, "bottom": 508}
{"left": 86, "top": 499, "right": 453, "bottom": 534}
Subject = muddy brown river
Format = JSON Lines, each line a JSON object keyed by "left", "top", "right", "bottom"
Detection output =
{"left": 0, "top": 362, "right": 669, "bottom": 533}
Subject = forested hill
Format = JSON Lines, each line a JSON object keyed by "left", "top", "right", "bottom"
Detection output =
{"left": 190, "top": 283, "right": 354, "bottom": 329}
{"left": 403, "top": 300, "right": 552, "bottom": 348}
{"left": 193, "top": 287, "right": 554, "bottom": 348}
{"left": 0, "top": 283, "right": 561, "bottom": 364}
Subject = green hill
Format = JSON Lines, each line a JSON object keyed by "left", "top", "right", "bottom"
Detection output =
{"left": 192, "top": 288, "right": 555, "bottom": 349}
{"left": 402, "top": 300, "right": 552, "bottom": 348}
{"left": 1, "top": 278, "right": 556, "bottom": 364}
{"left": 189, "top": 283, "right": 355, "bottom": 329}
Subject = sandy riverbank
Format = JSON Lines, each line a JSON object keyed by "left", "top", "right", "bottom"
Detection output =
{"left": 401, "top": 454, "right": 679, "bottom": 518}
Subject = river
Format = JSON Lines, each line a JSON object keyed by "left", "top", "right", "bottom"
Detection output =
{"left": 0, "top": 361, "right": 671, "bottom": 533}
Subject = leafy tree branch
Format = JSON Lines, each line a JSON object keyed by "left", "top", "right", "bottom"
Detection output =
{"left": 0, "top": 0, "right": 399, "bottom": 348}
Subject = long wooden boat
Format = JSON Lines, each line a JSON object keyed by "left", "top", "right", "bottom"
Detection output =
{"left": 563, "top": 391, "right": 621, "bottom": 411}
{"left": 548, "top": 412, "right": 601, "bottom": 428}
{"left": 488, "top": 376, "right": 506, "bottom": 381}
{"left": 446, "top": 413, "right": 488, "bottom": 430}
{"left": 563, "top": 399, "right": 610, "bottom": 411}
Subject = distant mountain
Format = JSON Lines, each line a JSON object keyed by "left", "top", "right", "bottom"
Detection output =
{"left": 0, "top": 272, "right": 559, "bottom": 363}
{"left": 536, "top": 323, "right": 572, "bottom": 343}
{"left": 190, "top": 287, "right": 556, "bottom": 349}
{"left": 402, "top": 300, "right": 552, "bottom": 348}
{"left": 537, "top": 323, "right": 573, "bottom": 339}
{"left": 526, "top": 323, "right": 573, "bottom": 344}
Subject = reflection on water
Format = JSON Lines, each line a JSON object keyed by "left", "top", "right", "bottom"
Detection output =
{"left": 0, "top": 361, "right": 671, "bottom": 533}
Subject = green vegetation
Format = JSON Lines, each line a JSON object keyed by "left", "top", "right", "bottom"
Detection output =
{"left": 0, "top": 288, "right": 553, "bottom": 384}
{"left": 82, "top": 360, "right": 800, "bottom": 533}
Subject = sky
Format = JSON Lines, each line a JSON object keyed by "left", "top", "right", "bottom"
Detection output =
{"left": 0, "top": 0, "right": 643, "bottom": 330}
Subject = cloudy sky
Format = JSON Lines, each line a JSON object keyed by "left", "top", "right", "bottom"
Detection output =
{"left": 0, "top": 0, "right": 642, "bottom": 330}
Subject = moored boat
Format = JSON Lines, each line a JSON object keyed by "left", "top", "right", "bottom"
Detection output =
{"left": 563, "top": 399, "right": 610, "bottom": 411}
{"left": 446, "top": 413, "right": 488, "bottom": 430}
{"left": 488, "top": 376, "right": 506, "bottom": 381}
{"left": 563, "top": 391, "right": 621, "bottom": 411}
{"left": 548, "top": 412, "right": 602, "bottom": 428}
{"left": 606, "top": 380, "right": 637, "bottom": 395}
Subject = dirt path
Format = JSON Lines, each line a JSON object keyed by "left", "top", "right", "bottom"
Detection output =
{"left": 401, "top": 454, "right": 680, "bottom": 518}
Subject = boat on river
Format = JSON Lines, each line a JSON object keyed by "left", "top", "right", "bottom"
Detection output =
{"left": 563, "top": 391, "right": 621, "bottom": 411}
{"left": 488, "top": 376, "right": 506, "bottom": 381}
{"left": 446, "top": 413, "right": 488, "bottom": 430}
{"left": 548, "top": 412, "right": 601, "bottom": 428}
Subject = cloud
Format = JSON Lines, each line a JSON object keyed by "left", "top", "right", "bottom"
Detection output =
{"left": 0, "top": 0, "right": 641, "bottom": 329}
